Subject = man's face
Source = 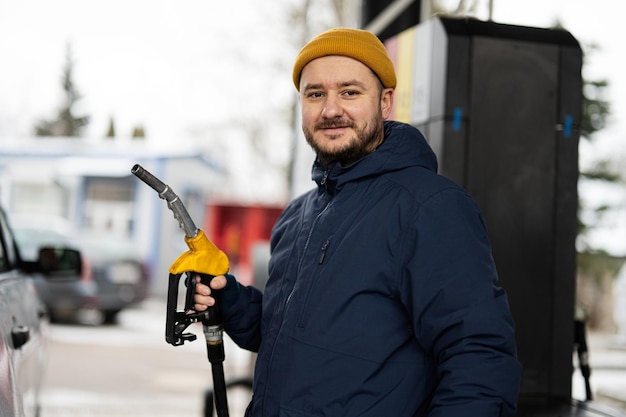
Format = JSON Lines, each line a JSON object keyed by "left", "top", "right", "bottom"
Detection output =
{"left": 299, "top": 55, "right": 394, "bottom": 166}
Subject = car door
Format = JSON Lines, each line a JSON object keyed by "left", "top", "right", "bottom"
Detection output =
{"left": 0, "top": 208, "right": 47, "bottom": 417}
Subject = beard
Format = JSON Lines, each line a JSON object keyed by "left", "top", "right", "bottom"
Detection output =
{"left": 303, "top": 114, "right": 385, "bottom": 167}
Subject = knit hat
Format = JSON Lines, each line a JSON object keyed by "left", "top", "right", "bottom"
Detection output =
{"left": 292, "top": 27, "right": 397, "bottom": 91}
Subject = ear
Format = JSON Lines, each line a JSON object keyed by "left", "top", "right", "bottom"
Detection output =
{"left": 380, "top": 88, "right": 394, "bottom": 119}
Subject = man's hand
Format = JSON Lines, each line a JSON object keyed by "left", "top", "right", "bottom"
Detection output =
{"left": 193, "top": 275, "right": 228, "bottom": 312}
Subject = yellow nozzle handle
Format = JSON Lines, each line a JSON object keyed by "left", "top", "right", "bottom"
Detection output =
{"left": 169, "top": 229, "right": 230, "bottom": 276}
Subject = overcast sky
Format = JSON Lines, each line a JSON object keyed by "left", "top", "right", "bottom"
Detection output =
{"left": 0, "top": 0, "right": 296, "bottom": 142}
{"left": 0, "top": 0, "right": 624, "bottom": 254}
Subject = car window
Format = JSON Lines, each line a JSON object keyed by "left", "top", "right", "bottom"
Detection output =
{"left": 12, "top": 227, "right": 70, "bottom": 261}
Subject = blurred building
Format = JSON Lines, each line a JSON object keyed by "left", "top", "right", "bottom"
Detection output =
{"left": 0, "top": 136, "right": 223, "bottom": 296}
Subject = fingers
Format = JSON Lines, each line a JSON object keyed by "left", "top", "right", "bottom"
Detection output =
{"left": 194, "top": 302, "right": 209, "bottom": 312}
{"left": 210, "top": 275, "right": 228, "bottom": 290}
{"left": 193, "top": 275, "right": 227, "bottom": 311}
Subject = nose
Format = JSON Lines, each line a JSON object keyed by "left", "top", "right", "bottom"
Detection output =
{"left": 321, "top": 95, "right": 342, "bottom": 119}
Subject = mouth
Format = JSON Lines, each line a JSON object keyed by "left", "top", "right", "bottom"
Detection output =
{"left": 317, "top": 120, "right": 353, "bottom": 136}
{"left": 321, "top": 126, "right": 347, "bottom": 136}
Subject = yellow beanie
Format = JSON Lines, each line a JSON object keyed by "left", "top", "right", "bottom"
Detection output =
{"left": 292, "top": 27, "right": 397, "bottom": 91}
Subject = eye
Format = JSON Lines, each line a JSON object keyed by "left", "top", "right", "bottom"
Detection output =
{"left": 306, "top": 91, "right": 324, "bottom": 99}
{"left": 342, "top": 90, "right": 360, "bottom": 97}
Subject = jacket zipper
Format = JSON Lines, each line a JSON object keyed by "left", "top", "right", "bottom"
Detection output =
{"left": 287, "top": 201, "right": 332, "bottom": 305}
{"left": 295, "top": 238, "right": 331, "bottom": 329}
{"left": 320, "top": 169, "right": 329, "bottom": 187}
{"left": 319, "top": 239, "right": 330, "bottom": 264}
{"left": 262, "top": 200, "right": 332, "bottom": 416}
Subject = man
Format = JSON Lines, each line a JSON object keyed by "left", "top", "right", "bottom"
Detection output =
{"left": 192, "top": 27, "right": 522, "bottom": 416}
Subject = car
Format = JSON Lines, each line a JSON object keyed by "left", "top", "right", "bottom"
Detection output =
{"left": 72, "top": 232, "right": 149, "bottom": 324}
{"left": 0, "top": 205, "right": 81, "bottom": 416}
{"left": 10, "top": 215, "right": 149, "bottom": 325}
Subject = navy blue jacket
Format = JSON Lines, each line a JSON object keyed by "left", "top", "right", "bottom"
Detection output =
{"left": 224, "top": 121, "right": 522, "bottom": 417}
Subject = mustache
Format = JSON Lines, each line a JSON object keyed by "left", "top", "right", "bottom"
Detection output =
{"left": 315, "top": 118, "right": 355, "bottom": 130}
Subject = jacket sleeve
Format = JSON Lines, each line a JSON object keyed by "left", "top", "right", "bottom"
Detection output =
{"left": 223, "top": 284, "right": 263, "bottom": 352}
{"left": 399, "top": 187, "right": 522, "bottom": 417}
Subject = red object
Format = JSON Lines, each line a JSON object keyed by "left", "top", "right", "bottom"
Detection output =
{"left": 204, "top": 203, "right": 284, "bottom": 286}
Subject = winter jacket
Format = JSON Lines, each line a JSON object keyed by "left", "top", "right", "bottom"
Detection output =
{"left": 224, "top": 121, "right": 522, "bottom": 417}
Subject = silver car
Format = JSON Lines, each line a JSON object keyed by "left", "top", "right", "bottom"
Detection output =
{"left": 1, "top": 205, "right": 82, "bottom": 416}
{"left": 11, "top": 216, "right": 148, "bottom": 325}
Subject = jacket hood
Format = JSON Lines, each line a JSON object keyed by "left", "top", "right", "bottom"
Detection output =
{"left": 312, "top": 121, "right": 438, "bottom": 193}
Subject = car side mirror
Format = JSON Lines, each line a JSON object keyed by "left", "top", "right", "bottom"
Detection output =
{"left": 37, "top": 247, "right": 82, "bottom": 277}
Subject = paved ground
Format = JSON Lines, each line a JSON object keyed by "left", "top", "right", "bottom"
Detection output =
{"left": 572, "top": 332, "right": 626, "bottom": 414}
{"left": 39, "top": 299, "right": 253, "bottom": 417}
